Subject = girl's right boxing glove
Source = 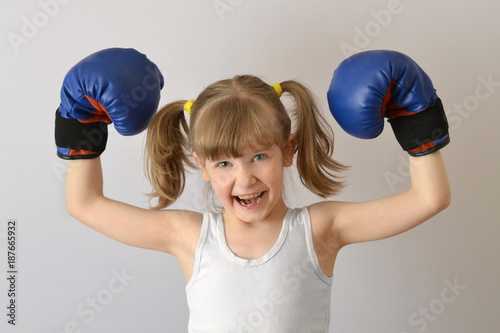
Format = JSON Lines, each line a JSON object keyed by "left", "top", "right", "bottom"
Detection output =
{"left": 327, "top": 50, "right": 449, "bottom": 156}
{"left": 55, "top": 48, "right": 164, "bottom": 160}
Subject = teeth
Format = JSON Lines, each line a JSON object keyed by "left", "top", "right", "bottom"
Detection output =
{"left": 235, "top": 192, "right": 264, "bottom": 207}
{"left": 238, "top": 193, "right": 261, "bottom": 200}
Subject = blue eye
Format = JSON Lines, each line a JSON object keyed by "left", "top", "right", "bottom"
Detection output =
{"left": 254, "top": 154, "right": 266, "bottom": 161}
{"left": 217, "top": 161, "right": 230, "bottom": 168}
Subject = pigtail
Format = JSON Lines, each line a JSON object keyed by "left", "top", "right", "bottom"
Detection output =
{"left": 280, "top": 80, "right": 348, "bottom": 197}
{"left": 145, "top": 101, "right": 194, "bottom": 209}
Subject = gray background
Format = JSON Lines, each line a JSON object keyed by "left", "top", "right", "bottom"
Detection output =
{"left": 1, "top": 0, "right": 499, "bottom": 332}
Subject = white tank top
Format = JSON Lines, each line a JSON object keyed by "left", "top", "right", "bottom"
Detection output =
{"left": 186, "top": 207, "right": 333, "bottom": 333}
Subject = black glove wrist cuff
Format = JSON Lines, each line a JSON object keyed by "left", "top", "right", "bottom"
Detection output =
{"left": 55, "top": 109, "right": 108, "bottom": 157}
{"left": 388, "top": 98, "right": 449, "bottom": 154}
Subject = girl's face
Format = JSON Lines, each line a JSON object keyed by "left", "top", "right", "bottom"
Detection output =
{"left": 194, "top": 136, "right": 295, "bottom": 224}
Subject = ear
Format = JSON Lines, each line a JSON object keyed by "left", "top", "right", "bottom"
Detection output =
{"left": 193, "top": 152, "right": 210, "bottom": 182}
{"left": 283, "top": 134, "right": 296, "bottom": 167}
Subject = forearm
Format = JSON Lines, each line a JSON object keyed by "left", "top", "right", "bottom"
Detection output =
{"left": 409, "top": 151, "right": 451, "bottom": 214}
{"left": 65, "top": 158, "right": 104, "bottom": 219}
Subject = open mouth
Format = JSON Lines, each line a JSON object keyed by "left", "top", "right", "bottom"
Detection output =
{"left": 234, "top": 192, "right": 265, "bottom": 207}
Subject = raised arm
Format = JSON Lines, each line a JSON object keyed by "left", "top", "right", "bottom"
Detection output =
{"left": 65, "top": 158, "right": 200, "bottom": 254}
{"left": 319, "top": 152, "right": 450, "bottom": 246}
{"left": 55, "top": 49, "right": 200, "bottom": 257}
{"left": 65, "top": 158, "right": 168, "bottom": 250}
{"left": 313, "top": 50, "right": 451, "bottom": 247}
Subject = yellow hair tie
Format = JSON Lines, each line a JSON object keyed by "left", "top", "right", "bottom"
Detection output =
{"left": 272, "top": 83, "right": 283, "bottom": 98}
{"left": 184, "top": 99, "right": 195, "bottom": 115}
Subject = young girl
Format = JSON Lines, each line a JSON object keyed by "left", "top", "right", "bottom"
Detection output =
{"left": 63, "top": 51, "right": 450, "bottom": 332}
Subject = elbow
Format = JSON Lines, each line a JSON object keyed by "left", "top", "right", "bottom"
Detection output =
{"left": 428, "top": 188, "right": 452, "bottom": 216}
{"left": 65, "top": 197, "right": 82, "bottom": 220}
{"left": 65, "top": 193, "right": 92, "bottom": 221}
{"left": 442, "top": 190, "right": 452, "bottom": 211}
{"left": 65, "top": 192, "right": 103, "bottom": 222}
{"left": 438, "top": 182, "right": 452, "bottom": 211}
{"left": 435, "top": 196, "right": 451, "bottom": 216}
{"left": 414, "top": 185, "right": 451, "bottom": 218}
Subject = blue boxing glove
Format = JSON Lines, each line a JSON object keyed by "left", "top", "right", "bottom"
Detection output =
{"left": 55, "top": 48, "right": 164, "bottom": 159}
{"left": 327, "top": 50, "right": 449, "bottom": 156}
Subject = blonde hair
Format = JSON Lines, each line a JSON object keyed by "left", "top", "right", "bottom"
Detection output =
{"left": 145, "top": 75, "right": 346, "bottom": 209}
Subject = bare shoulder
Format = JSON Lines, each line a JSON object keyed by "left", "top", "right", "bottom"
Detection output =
{"left": 157, "top": 209, "right": 204, "bottom": 257}
{"left": 307, "top": 201, "right": 348, "bottom": 246}
{"left": 307, "top": 201, "right": 343, "bottom": 234}
{"left": 176, "top": 210, "right": 204, "bottom": 246}
{"left": 164, "top": 209, "right": 203, "bottom": 227}
{"left": 162, "top": 210, "right": 204, "bottom": 282}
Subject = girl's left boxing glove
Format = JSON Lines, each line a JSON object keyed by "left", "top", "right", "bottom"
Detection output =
{"left": 327, "top": 50, "right": 449, "bottom": 156}
{"left": 54, "top": 48, "right": 164, "bottom": 160}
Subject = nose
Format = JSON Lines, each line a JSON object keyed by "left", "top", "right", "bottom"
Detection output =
{"left": 235, "top": 164, "right": 257, "bottom": 188}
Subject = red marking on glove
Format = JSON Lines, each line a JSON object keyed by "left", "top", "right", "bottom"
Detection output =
{"left": 382, "top": 81, "right": 411, "bottom": 118}
{"left": 381, "top": 81, "right": 395, "bottom": 118}
{"left": 69, "top": 149, "right": 98, "bottom": 156}
{"left": 80, "top": 95, "right": 112, "bottom": 124}
{"left": 409, "top": 140, "right": 436, "bottom": 153}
